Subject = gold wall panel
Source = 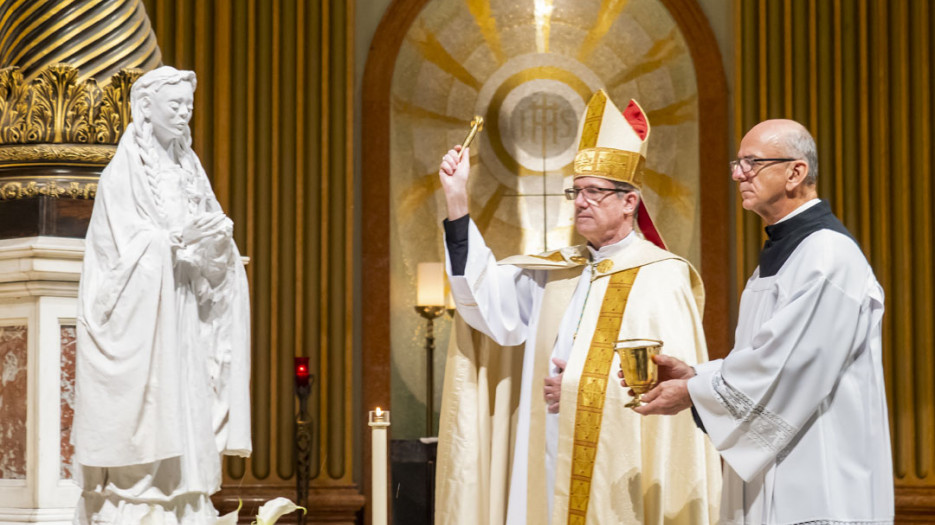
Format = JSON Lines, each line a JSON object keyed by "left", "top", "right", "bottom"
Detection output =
{"left": 734, "top": 0, "right": 935, "bottom": 517}
{"left": 389, "top": 0, "right": 705, "bottom": 438}
{"left": 0, "top": 65, "right": 139, "bottom": 149}
{"left": 141, "top": 0, "right": 358, "bottom": 508}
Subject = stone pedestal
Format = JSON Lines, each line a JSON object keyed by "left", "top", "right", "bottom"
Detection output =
{"left": 0, "top": 237, "right": 84, "bottom": 524}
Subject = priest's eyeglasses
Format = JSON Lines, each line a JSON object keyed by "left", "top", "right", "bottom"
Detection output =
{"left": 730, "top": 156, "right": 797, "bottom": 177}
{"left": 564, "top": 187, "right": 625, "bottom": 205}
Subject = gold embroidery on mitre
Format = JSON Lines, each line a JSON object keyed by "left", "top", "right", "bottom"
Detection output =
{"left": 577, "top": 90, "right": 606, "bottom": 151}
{"left": 573, "top": 147, "right": 645, "bottom": 187}
{"left": 567, "top": 267, "right": 640, "bottom": 524}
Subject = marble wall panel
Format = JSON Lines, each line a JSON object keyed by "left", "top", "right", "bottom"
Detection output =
{"left": 60, "top": 325, "right": 76, "bottom": 480}
{"left": 0, "top": 325, "right": 27, "bottom": 479}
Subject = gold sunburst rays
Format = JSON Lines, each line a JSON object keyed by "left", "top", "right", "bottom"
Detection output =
{"left": 645, "top": 95, "right": 697, "bottom": 127}
{"left": 474, "top": 181, "right": 509, "bottom": 233}
{"left": 398, "top": 150, "right": 480, "bottom": 222}
{"left": 392, "top": 96, "right": 468, "bottom": 127}
{"left": 534, "top": 0, "right": 555, "bottom": 53}
{"left": 643, "top": 168, "right": 693, "bottom": 221}
{"left": 577, "top": 0, "right": 630, "bottom": 64}
{"left": 407, "top": 20, "right": 482, "bottom": 91}
{"left": 465, "top": 0, "right": 506, "bottom": 65}
{"left": 605, "top": 28, "right": 684, "bottom": 91}
{"left": 399, "top": 173, "right": 442, "bottom": 223}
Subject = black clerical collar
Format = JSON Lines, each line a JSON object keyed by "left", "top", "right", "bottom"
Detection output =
{"left": 758, "top": 200, "right": 855, "bottom": 277}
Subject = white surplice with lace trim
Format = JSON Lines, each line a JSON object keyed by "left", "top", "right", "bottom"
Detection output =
{"left": 688, "top": 228, "right": 893, "bottom": 525}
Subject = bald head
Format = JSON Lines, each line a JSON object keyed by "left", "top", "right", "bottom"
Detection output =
{"left": 745, "top": 119, "right": 818, "bottom": 185}
{"left": 734, "top": 119, "right": 819, "bottom": 224}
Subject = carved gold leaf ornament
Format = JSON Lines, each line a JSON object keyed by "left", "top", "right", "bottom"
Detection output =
{"left": 0, "top": 64, "right": 140, "bottom": 148}
{"left": 0, "top": 144, "right": 116, "bottom": 165}
{"left": 0, "top": 177, "right": 98, "bottom": 200}
{"left": 0, "top": 64, "right": 137, "bottom": 200}
{"left": 95, "top": 68, "right": 141, "bottom": 143}
{"left": 25, "top": 65, "right": 94, "bottom": 143}
{"left": 0, "top": 68, "right": 29, "bottom": 143}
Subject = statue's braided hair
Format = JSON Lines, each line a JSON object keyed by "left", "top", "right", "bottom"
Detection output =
{"left": 129, "top": 66, "right": 198, "bottom": 215}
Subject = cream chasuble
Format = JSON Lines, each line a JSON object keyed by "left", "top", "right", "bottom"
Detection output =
{"left": 436, "top": 219, "right": 720, "bottom": 525}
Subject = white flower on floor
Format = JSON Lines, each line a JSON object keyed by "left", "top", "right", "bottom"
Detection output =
{"left": 214, "top": 497, "right": 306, "bottom": 524}
{"left": 253, "top": 497, "right": 306, "bottom": 525}
{"left": 215, "top": 498, "right": 243, "bottom": 524}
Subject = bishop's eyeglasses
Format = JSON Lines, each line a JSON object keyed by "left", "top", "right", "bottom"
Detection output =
{"left": 563, "top": 186, "right": 627, "bottom": 205}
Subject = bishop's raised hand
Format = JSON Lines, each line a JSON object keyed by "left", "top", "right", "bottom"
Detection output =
{"left": 438, "top": 145, "right": 470, "bottom": 220}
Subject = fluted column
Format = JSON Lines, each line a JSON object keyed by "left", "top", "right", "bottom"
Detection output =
{"left": 733, "top": 1, "right": 935, "bottom": 520}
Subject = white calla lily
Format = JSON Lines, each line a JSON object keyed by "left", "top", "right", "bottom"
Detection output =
{"left": 216, "top": 498, "right": 243, "bottom": 524}
{"left": 252, "top": 497, "right": 306, "bottom": 525}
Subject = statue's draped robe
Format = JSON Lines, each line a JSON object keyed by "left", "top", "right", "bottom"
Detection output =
{"left": 73, "top": 125, "right": 251, "bottom": 524}
{"left": 688, "top": 201, "right": 893, "bottom": 524}
{"left": 435, "top": 219, "right": 720, "bottom": 524}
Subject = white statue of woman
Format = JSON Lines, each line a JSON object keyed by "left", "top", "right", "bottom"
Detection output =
{"left": 73, "top": 66, "right": 251, "bottom": 524}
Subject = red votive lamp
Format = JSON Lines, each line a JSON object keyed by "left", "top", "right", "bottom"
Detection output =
{"left": 295, "top": 357, "right": 311, "bottom": 388}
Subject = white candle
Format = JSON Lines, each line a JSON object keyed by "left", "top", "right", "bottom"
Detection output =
{"left": 369, "top": 407, "right": 391, "bottom": 525}
{"left": 416, "top": 262, "right": 445, "bottom": 306}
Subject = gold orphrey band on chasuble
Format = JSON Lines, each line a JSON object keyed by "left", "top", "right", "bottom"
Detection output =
{"left": 568, "top": 267, "right": 640, "bottom": 524}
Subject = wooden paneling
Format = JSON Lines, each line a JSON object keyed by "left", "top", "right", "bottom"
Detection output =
{"left": 142, "top": 0, "right": 360, "bottom": 520}
{"left": 734, "top": 0, "right": 935, "bottom": 518}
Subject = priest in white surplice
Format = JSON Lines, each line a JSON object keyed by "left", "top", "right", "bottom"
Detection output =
{"left": 73, "top": 67, "right": 251, "bottom": 524}
{"left": 632, "top": 119, "right": 893, "bottom": 524}
{"left": 434, "top": 90, "right": 721, "bottom": 525}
